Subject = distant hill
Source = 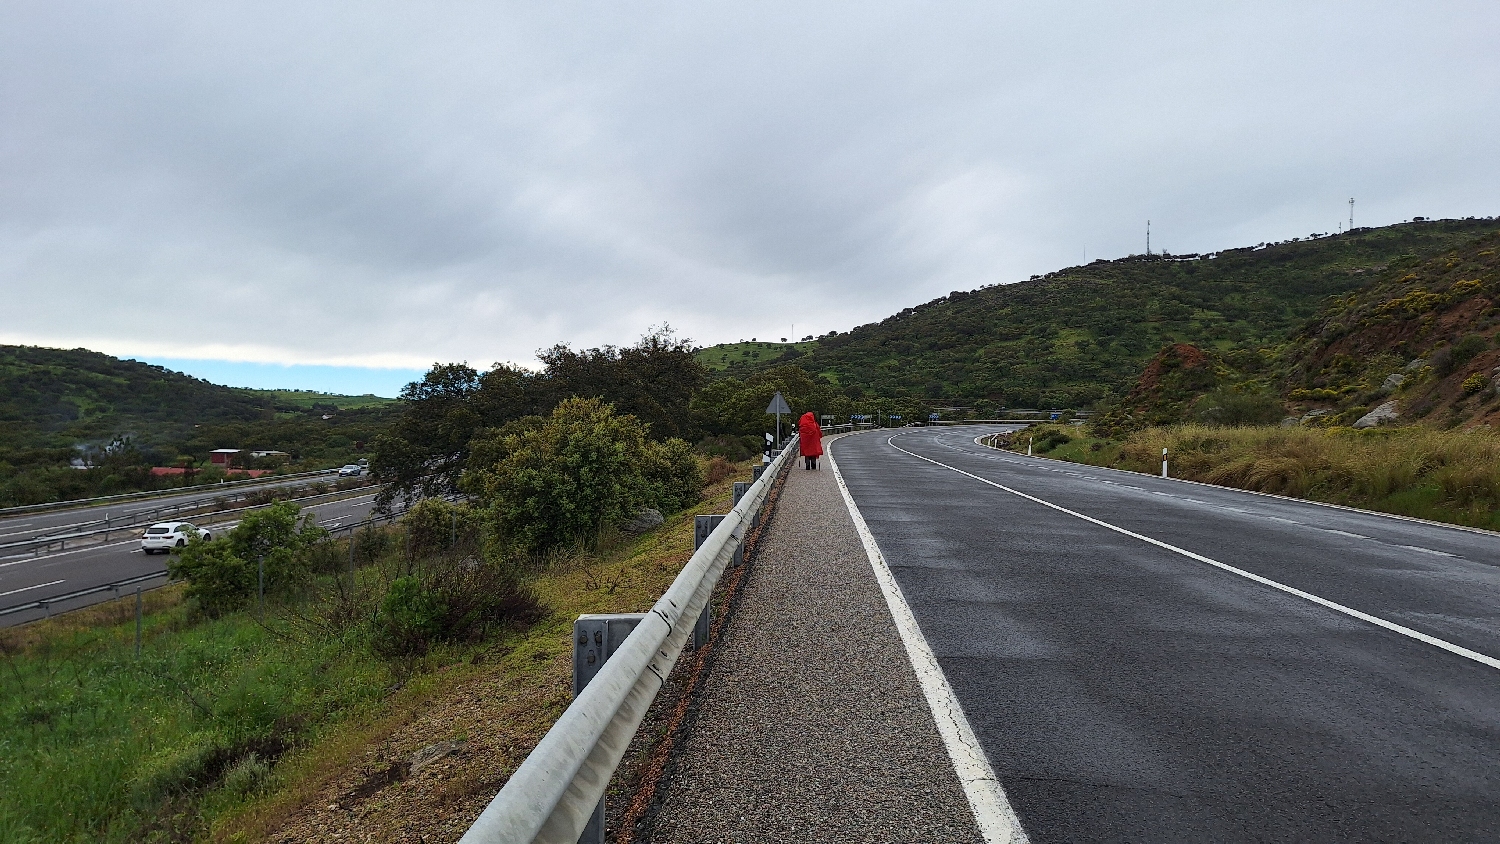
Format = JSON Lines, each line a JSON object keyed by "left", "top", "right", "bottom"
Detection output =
{"left": 0, "top": 346, "right": 398, "bottom": 505}
{"left": 234, "top": 389, "right": 396, "bottom": 411}
{"left": 701, "top": 218, "right": 1499, "bottom": 409}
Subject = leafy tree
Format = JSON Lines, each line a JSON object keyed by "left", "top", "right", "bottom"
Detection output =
{"left": 463, "top": 397, "right": 701, "bottom": 556}
{"left": 373, "top": 328, "right": 706, "bottom": 507}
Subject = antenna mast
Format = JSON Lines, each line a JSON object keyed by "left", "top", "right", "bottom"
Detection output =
{"left": 1348, "top": 198, "right": 1354, "bottom": 230}
{"left": 1146, "top": 220, "right": 1151, "bottom": 255}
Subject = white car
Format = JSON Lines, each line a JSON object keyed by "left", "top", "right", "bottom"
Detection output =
{"left": 141, "top": 522, "right": 211, "bottom": 554}
{"left": 338, "top": 464, "right": 364, "bottom": 477}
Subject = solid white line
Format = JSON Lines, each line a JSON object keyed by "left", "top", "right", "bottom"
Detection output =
{"left": 827, "top": 444, "right": 1029, "bottom": 844}
{"left": 889, "top": 434, "right": 1500, "bottom": 673}
{"left": 0, "top": 579, "right": 65, "bottom": 597}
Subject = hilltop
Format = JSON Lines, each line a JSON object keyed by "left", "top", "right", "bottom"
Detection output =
{"left": 0, "top": 346, "right": 398, "bottom": 505}
{"left": 700, "top": 218, "right": 1499, "bottom": 409}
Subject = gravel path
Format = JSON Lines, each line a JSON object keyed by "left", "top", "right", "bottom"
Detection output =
{"left": 642, "top": 437, "right": 984, "bottom": 843}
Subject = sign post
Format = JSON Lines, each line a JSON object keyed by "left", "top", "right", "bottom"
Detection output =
{"left": 766, "top": 391, "right": 792, "bottom": 448}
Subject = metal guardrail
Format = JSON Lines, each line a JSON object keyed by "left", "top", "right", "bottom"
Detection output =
{"left": 460, "top": 435, "right": 799, "bottom": 844}
{"left": 0, "top": 570, "right": 172, "bottom": 619}
{"left": 0, "top": 468, "right": 339, "bottom": 519}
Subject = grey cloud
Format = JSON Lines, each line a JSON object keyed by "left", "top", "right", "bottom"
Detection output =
{"left": 2, "top": 1, "right": 1497, "bottom": 367}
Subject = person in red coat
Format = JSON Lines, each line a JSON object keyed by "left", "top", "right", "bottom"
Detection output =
{"left": 798, "top": 412, "right": 824, "bottom": 470}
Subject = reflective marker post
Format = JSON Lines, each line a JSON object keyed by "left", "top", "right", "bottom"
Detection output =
{"left": 1162, "top": 448, "right": 1169, "bottom": 478}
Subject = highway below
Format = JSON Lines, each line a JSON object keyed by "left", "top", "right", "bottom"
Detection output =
{"left": 832, "top": 425, "right": 1500, "bottom": 842}
{"left": 0, "top": 489, "right": 384, "bottom": 626}
{"left": 0, "top": 471, "right": 340, "bottom": 547}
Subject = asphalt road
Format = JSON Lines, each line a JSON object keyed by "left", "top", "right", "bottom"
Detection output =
{"left": 833, "top": 425, "right": 1500, "bottom": 842}
{"left": 0, "top": 490, "right": 384, "bottom": 626}
{"left": 0, "top": 472, "right": 341, "bottom": 546}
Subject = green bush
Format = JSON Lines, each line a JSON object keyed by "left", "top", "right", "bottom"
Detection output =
{"left": 640, "top": 437, "right": 705, "bottom": 514}
{"left": 402, "top": 498, "right": 482, "bottom": 558}
{"left": 1193, "top": 389, "right": 1286, "bottom": 426}
{"left": 372, "top": 576, "right": 446, "bottom": 657}
{"left": 168, "top": 502, "right": 327, "bottom": 615}
{"left": 1462, "top": 372, "right": 1488, "bottom": 395}
{"left": 464, "top": 397, "right": 704, "bottom": 556}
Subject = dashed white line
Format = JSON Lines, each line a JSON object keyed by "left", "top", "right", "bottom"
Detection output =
{"left": 1401, "top": 545, "right": 1458, "bottom": 558}
{"left": 889, "top": 434, "right": 1500, "bottom": 673}
{"left": 1322, "top": 529, "right": 1369, "bottom": 539}
{"left": 0, "top": 579, "right": 65, "bottom": 597}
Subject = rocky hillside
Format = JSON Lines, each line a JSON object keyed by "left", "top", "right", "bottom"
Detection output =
{"left": 1282, "top": 227, "right": 1500, "bottom": 430}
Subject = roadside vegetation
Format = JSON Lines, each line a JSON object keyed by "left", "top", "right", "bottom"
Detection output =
{"left": 0, "top": 395, "right": 746, "bottom": 841}
{"left": 996, "top": 424, "right": 1500, "bottom": 531}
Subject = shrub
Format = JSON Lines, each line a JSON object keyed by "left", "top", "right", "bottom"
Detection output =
{"left": 371, "top": 558, "right": 540, "bottom": 658}
{"left": 168, "top": 502, "right": 327, "bottom": 615}
{"left": 464, "top": 398, "right": 705, "bottom": 556}
{"left": 402, "top": 497, "right": 482, "bottom": 558}
{"left": 371, "top": 576, "right": 446, "bottom": 657}
{"left": 1435, "top": 335, "right": 1487, "bottom": 377}
{"left": 1193, "top": 389, "right": 1285, "bottom": 426}
{"left": 639, "top": 437, "right": 705, "bottom": 513}
{"left": 1462, "top": 372, "right": 1488, "bottom": 394}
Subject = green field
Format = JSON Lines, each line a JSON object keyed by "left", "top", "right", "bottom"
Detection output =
{"left": 235, "top": 389, "right": 397, "bottom": 410}
{"left": 696, "top": 340, "right": 819, "bottom": 371}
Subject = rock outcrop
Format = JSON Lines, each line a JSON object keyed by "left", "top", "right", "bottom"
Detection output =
{"left": 1354, "top": 400, "right": 1400, "bottom": 429}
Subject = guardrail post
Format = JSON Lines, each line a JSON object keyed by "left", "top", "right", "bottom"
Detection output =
{"left": 692, "top": 516, "right": 727, "bottom": 648}
{"left": 572, "top": 613, "right": 648, "bottom": 844}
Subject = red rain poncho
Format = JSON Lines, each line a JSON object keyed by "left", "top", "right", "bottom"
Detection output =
{"left": 798, "top": 412, "right": 824, "bottom": 457}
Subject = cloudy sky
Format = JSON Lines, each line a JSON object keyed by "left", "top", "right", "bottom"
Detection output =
{"left": 3, "top": 2, "right": 1497, "bottom": 395}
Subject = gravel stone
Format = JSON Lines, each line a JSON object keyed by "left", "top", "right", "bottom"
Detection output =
{"left": 643, "top": 440, "right": 983, "bottom": 843}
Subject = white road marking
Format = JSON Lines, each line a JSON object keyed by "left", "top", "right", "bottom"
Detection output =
{"left": 889, "top": 434, "right": 1500, "bottom": 673}
{"left": 828, "top": 444, "right": 1029, "bottom": 844}
{"left": 1401, "top": 545, "right": 1458, "bottom": 558}
{"left": 1322, "top": 529, "right": 1369, "bottom": 539}
{"left": 0, "top": 579, "right": 65, "bottom": 598}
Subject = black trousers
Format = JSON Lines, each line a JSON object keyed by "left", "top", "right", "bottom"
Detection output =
{"left": 804, "top": 455, "right": 818, "bottom": 470}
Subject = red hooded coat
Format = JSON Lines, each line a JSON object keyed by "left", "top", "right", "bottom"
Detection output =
{"left": 798, "top": 412, "right": 824, "bottom": 457}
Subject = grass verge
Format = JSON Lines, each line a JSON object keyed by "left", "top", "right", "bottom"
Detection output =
{"left": 993, "top": 424, "right": 1500, "bottom": 531}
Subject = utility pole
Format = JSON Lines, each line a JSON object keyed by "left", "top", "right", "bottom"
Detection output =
{"left": 1349, "top": 198, "right": 1355, "bottom": 230}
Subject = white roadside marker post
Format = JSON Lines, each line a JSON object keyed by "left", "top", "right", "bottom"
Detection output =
{"left": 1028, "top": 437, "right": 1033, "bottom": 456}
{"left": 1162, "top": 447, "right": 1168, "bottom": 478}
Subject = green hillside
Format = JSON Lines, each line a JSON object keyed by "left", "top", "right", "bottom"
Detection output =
{"left": 236, "top": 388, "right": 396, "bottom": 411}
{"left": 0, "top": 346, "right": 398, "bottom": 505}
{"left": 703, "top": 219, "right": 1499, "bottom": 409}
{"left": 695, "top": 340, "right": 819, "bottom": 371}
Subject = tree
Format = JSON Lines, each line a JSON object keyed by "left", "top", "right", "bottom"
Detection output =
{"left": 168, "top": 501, "right": 326, "bottom": 615}
{"left": 463, "top": 397, "right": 702, "bottom": 556}
{"left": 373, "top": 329, "right": 706, "bottom": 508}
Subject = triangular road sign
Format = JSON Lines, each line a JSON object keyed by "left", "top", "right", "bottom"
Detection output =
{"left": 766, "top": 391, "right": 792, "bottom": 415}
